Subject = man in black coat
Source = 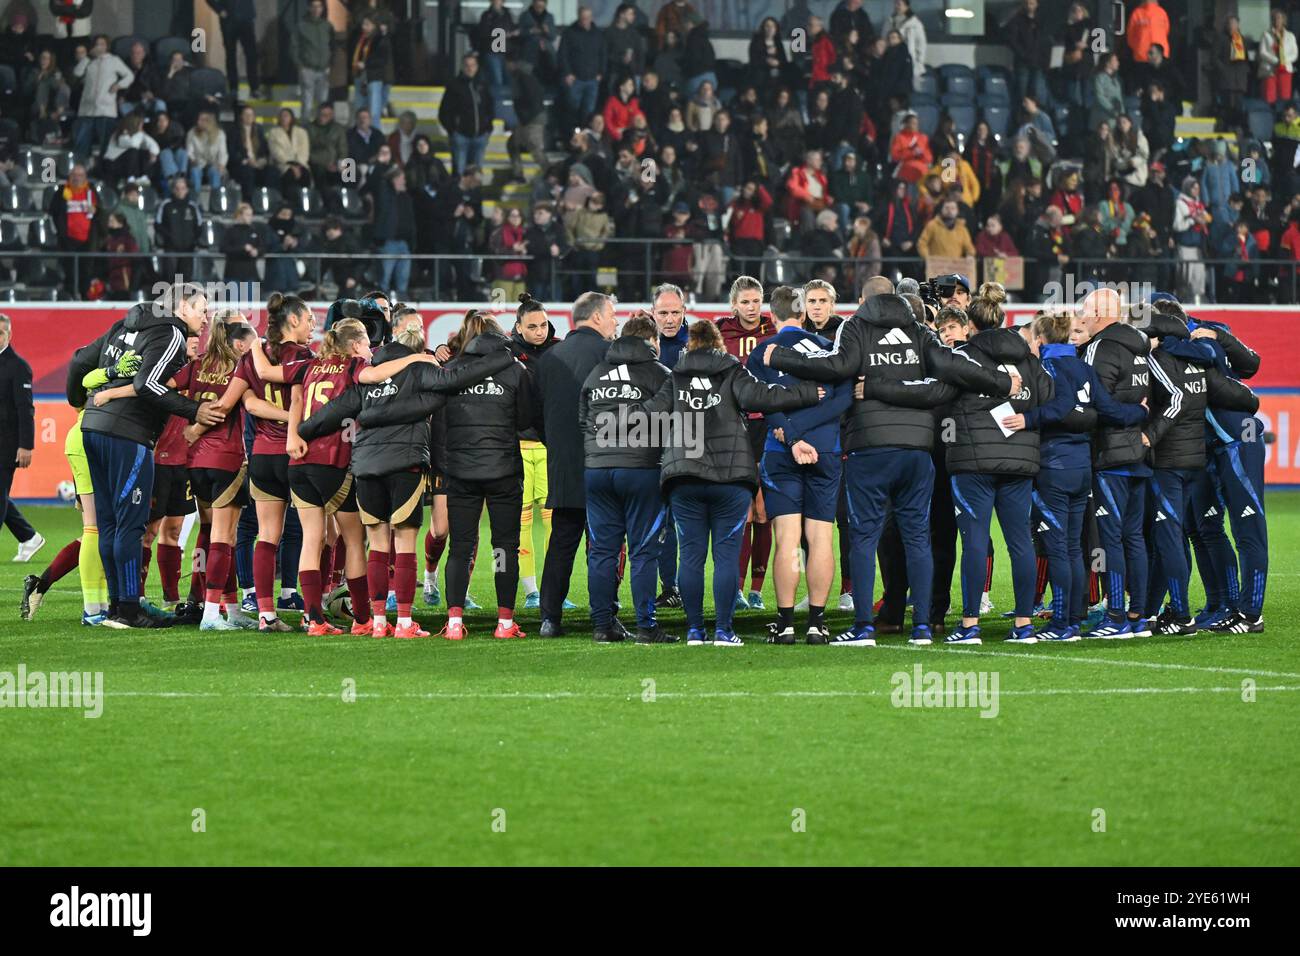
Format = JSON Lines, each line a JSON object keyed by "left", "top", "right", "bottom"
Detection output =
{"left": 534, "top": 291, "right": 619, "bottom": 635}
{"left": 205, "top": 0, "right": 261, "bottom": 97}
{"left": 0, "top": 314, "right": 42, "bottom": 562}
{"left": 438, "top": 53, "right": 495, "bottom": 175}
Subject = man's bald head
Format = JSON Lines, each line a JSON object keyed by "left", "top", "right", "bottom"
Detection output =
{"left": 1079, "top": 287, "right": 1125, "bottom": 337}
{"left": 861, "top": 275, "right": 895, "bottom": 302}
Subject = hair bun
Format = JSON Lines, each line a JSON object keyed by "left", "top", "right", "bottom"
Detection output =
{"left": 976, "top": 281, "right": 1007, "bottom": 305}
{"left": 266, "top": 291, "right": 285, "bottom": 313}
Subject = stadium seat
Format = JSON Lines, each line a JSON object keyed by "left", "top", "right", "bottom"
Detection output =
{"left": 982, "top": 104, "right": 1011, "bottom": 139}
{"left": 247, "top": 186, "right": 281, "bottom": 216}
{"left": 1123, "top": 95, "right": 1141, "bottom": 119}
{"left": 495, "top": 100, "right": 518, "bottom": 128}
{"left": 189, "top": 67, "right": 229, "bottom": 102}
{"left": 294, "top": 187, "right": 326, "bottom": 218}
{"left": 0, "top": 218, "right": 22, "bottom": 250}
{"left": 946, "top": 105, "right": 977, "bottom": 139}
{"left": 915, "top": 69, "right": 939, "bottom": 99}
{"left": 1247, "top": 107, "right": 1274, "bottom": 146}
{"left": 0, "top": 64, "right": 15, "bottom": 96}
{"left": 941, "top": 91, "right": 975, "bottom": 108}
{"left": 1241, "top": 96, "right": 1268, "bottom": 114}
{"left": 913, "top": 104, "right": 941, "bottom": 137}
{"left": 92, "top": 182, "right": 118, "bottom": 212}
{"left": 770, "top": 217, "right": 791, "bottom": 251}
{"left": 908, "top": 91, "right": 939, "bottom": 108}
{"left": 18, "top": 254, "right": 60, "bottom": 288}
{"left": 1053, "top": 103, "right": 1072, "bottom": 135}
{"left": 207, "top": 183, "right": 241, "bottom": 215}
{"left": 0, "top": 184, "right": 30, "bottom": 212}
{"left": 338, "top": 187, "right": 367, "bottom": 221}
{"left": 153, "top": 36, "right": 191, "bottom": 65}
{"left": 939, "top": 64, "right": 976, "bottom": 100}
{"left": 199, "top": 218, "right": 224, "bottom": 250}
{"left": 26, "top": 216, "right": 59, "bottom": 250}
{"left": 977, "top": 64, "right": 1011, "bottom": 90}
{"left": 51, "top": 149, "right": 76, "bottom": 178}
{"left": 111, "top": 35, "right": 148, "bottom": 61}
{"left": 979, "top": 72, "right": 1010, "bottom": 102}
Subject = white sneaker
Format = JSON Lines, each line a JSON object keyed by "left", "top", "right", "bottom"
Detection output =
{"left": 979, "top": 592, "right": 995, "bottom": 615}
{"left": 838, "top": 592, "right": 855, "bottom": 612}
{"left": 14, "top": 532, "right": 45, "bottom": 563}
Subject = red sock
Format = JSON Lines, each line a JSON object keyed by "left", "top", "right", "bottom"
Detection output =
{"left": 139, "top": 544, "right": 153, "bottom": 594}
{"left": 157, "top": 543, "right": 182, "bottom": 603}
{"left": 425, "top": 529, "right": 447, "bottom": 572}
{"left": 319, "top": 543, "right": 332, "bottom": 585}
{"left": 1088, "top": 570, "right": 1101, "bottom": 605}
{"left": 737, "top": 521, "right": 752, "bottom": 581}
{"left": 395, "top": 552, "right": 416, "bottom": 616}
{"left": 346, "top": 574, "right": 369, "bottom": 625}
{"left": 616, "top": 543, "right": 626, "bottom": 585}
{"left": 254, "top": 541, "right": 278, "bottom": 613}
{"left": 1034, "top": 555, "right": 1049, "bottom": 605}
{"left": 204, "top": 542, "right": 232, "bottom": 606}
{"left": 984, "top": 552, "right": 995, "bottom": 592}
{"left": 189, "top": 524, "right": 210, "bottom": 602}
{"left": 367, "top": 549, "right": 390, "bottom": 617}
{"left": 497, "top": 606, "right": 513, "bottom": 621}
{"left": 749, "top": 520, "right": 771, "bottom": 591}
{"left": 39, "top": 538, "right": 81, "bottom": 591}
{"left": 300, "top": 569, "right": 324, "bottom": 623}
{"left": 223, "top": 555, "right": 239, "bottom": 605}
{"left": 467, "top": 544, "right": 477, "bottom": 577}
{"left": 332, "top": 538, "right": 349, "bottom": 590}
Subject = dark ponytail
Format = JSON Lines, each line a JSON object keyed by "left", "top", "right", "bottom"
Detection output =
{"left": 265, "top": 291, "right": 308, "bottom": 364}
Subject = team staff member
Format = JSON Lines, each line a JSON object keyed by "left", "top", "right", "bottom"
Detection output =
{"left": 436, "top": 312, "right": 538, "bottom": 641}
{"left": 182, "top": 313, "right": 259, "bottom": 631}
{"left": 716, "top": 275, "right": 774, "bottom": 611}
{"left": 508, "top": 296, "right": 558, "bottom": 608}
{"left": 941, "top": 291, "right": 1054, "bottom": 646}
{"left": 534, "top": 292, "right": 618, "bottom": 637}
{"left": 638, "top": 320, "right": 822, "bottom": 647}
{"left": 70, "top": 283, "right": 225, "bottom": 629}
{"left": 650, "top": 283, "right": 689, "bottom": 609}
{"left": 0, "top": 314, "right": 45, "bottom": 563}
{"left": 1078, "top": 288, "right": 1156, "bottom": 638}
{"left": 1140, "top": 307, "right": 1259, "bottom": 635}
{"left": 579, "top": 314, "right": 677, "bottom": 645}
{"left": 764, "top": 278, "right": 1018, "bottom": 647}
{"left": 1005, "top": 312, "right": 1147, "bottom": 641}
{"left": 747, "top": 286, "right": 852, "bottom": 645}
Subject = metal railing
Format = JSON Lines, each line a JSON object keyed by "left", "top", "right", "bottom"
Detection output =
{"left": 5, "top": 245, "right": 1297, "bottom": 304}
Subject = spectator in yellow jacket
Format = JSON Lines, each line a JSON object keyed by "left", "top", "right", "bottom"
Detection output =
{"left": 928, "top": 149, "right": 981, "bottom": 209}
{"left": 917, "top": 198, "right": 976, "bottom": 259}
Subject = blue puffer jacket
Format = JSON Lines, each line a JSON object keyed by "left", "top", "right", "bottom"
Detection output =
{"left": 1185, "top": 317, "right": 1262, "bottom": 447}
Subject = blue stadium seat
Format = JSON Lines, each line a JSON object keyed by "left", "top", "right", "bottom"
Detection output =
{"left": 913, "top": 104, "right": 941, "bottom": 137}
{"left": 909, "top": 91, "right": 939, "bottom": 108}
{"left": 946, "top": 105, "right": 977, "bottom": 139}
{"left": 939, "top": 64, "right": 976, "bottom": 100}
{"left": 977, "top": 88, "right": 1010, "bottom": 108}
{"left": 980, "top": 72, "right": 1010, "bottom": 102}
{"left": 1123, "top": 95, "right": 1142, "bottom": 119}
{"left": 982, "top": 104, "right": 1011, "bottom": 139}
{"left": 111, "top": 35, "right": 147, "bottom": 62}
{"left": 189, "top": 67, "right": 228, "bottom": 102}
{"left": 1241, "top": 96, "right": 1268, "bottom": 114}
{"left": 941, "top": 91, "right": 975, "bottom": 109}
{"left": 153, "top": 36, "right": 191, "bottom": 66}
{"left": 977, "top": 64, "right": 1011, "bottom": 89}
{"left": 1247, "top": 107, "right": 1274, "bottom": 145}
{"left": 915, "top": 69, "right": 939, "bottom": 99}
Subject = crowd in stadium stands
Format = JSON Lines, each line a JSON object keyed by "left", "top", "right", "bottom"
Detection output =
{"left": 5, "top": 1, "right": 1300, "bottom": 303}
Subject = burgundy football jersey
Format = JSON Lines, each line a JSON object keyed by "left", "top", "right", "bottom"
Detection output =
{"left": 289, "top": 355, "right": 365, "bottom": 469}
{"left": 235, "top": 342, "right": 314, "bottom": 456}
{"left": 154, "top": 362, "right": 194, "bottom": 466}
{"left": 187, "top": 357, "right": 246, "bottom": 472}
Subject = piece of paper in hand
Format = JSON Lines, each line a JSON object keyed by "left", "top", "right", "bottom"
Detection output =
{"left": 990, "top": 401, "right": 1016, "bottom": 438}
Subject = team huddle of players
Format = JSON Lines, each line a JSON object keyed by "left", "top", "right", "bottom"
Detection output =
{"left": 20, "top": 273, "right": 1269, "bottom": 646}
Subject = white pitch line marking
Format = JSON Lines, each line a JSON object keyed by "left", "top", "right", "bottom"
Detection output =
{"left": 873, "top": 644, "right": 1300, "bottom": 680}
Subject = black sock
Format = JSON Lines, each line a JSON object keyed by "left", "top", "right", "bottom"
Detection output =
{"left": 808, "top": 604, "right": 825, "bottom": 628}
{"left": 119, "top": 598, "right": 140, "bottom": 618}
{"left": 777, "top": 605, "right": 794, "bottom": 629}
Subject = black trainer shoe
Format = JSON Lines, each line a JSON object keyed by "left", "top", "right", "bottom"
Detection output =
{"left": 109, "top": 609, "right": 166, "bottom": 629}
{"left": 609, "top": 618, "right": 633, "bottom": 642}
{"left": 593, "top": 629, "right": 624, "bottom": 643}
{"left": 654, "top": 586, "right": 683, "bottom": 609}
{"left": 765, "top": 622, "right": 797, "bottom": 645}
{"left": 635, "top": 625, "right": 680, "bottom": 644}
{"left": 1155, "top": 613, "right": 1198, "bottom": 636}
{"left": 1225, "top": 611, "right": 1264, "bottom": 634}
{"left": 539, "top": 619, "right": 565, "bottom": 638}
{"left": 806, "top": 624, "right": 830, "bottom": 645}
{"left": 20, "top": 574, "right": 41, "bottom": 621}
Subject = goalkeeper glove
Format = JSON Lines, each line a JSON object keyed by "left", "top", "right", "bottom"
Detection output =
{"left": 114, "top": 349, "right": 142, "bottom": 379}
{"left": 80, "top": 366, "right": 110, "bottom": 390}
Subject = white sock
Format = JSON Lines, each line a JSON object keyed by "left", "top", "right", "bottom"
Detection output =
{"left": 260, "top": 611, "right": 277, "bottom": 623}
{"left": 398, "top": 615, "right": 412, "bottom": 627}
{"left": 373, "top": 614, "right": 386, "bottom": 629}
{"left": 226, "top": 603, "right": 252, "bottom": 620}
{"left": 424, "top": 571, "right": 435, "bottom": 588}
{"left": 448, "top": 613, "right": 462, "bottom": 627}
{"left": 498, "top": 617, "right": 513, "bottom": 630}
{"left": 243, "top": 587, "right": 255, "bottom": 599}
{"left": 280, "top": 586, "right": 296, "bottom": 599}
{"left": 202, "top": 600, "right": 222, "bottom": 621}
{"left": 521, "top": 576, "right": 537, "bottom": 594}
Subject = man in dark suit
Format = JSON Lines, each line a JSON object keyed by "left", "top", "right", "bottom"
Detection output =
{"left": 205, "top": 0, "right": 262, "bottom": 98}
{"left": 0, "top": 314, "right": 43, "bottom": 562}
{"left": 534, "top": 291, "right": 618, "bottom": 636}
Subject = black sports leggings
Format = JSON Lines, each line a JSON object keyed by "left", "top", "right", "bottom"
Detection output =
{"left": 446, "top": 473, "right": 523, "bottom": 611}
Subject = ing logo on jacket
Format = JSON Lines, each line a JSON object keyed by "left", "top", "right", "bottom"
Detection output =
{"left": 462, "top": 377, "right": 505, "bottom": 396}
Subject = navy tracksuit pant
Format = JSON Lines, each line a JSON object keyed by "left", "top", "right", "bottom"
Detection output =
{"left": 658, "top": 506, "right": 677, "bottom": 591}
{"left": 83, "top": 431, "right": 155, "bottom": 605}
{"left": 951, "top": 472, "right": 1035, "bottom": 618}
{"left": 586, "top": 467, "right": 665, "bottom": 630}
{"left": 1092, "top": 470, "right": 1148, "bottom": 619}
{"left": 1215, "top": 438, "right": 1268, "bottom": 617}
{"left": 669, "top": 481, "right": 751, "bottom": 633}
{"left": 843, "top": 448, "right": 934, "bottom": 629}
{"left": 1145, "top": 467, "right": 1197, "bottom": 617}
{"left": 1033, "top": 466, "right": 1090, "bottom": 628}
{"left": 1188, "top": 456, "right": 1238, "bottom": 611}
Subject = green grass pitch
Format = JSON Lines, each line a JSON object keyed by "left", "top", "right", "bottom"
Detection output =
{"left": 1, "top": 496, "right": 1297, "bottom": 867}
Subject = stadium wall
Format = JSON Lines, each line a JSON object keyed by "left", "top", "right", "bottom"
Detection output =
{"left": 13, "top": 303, "right": 1300, "bottom": 500}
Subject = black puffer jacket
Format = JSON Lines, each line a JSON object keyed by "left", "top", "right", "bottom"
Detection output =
{"left": 441, "top": 330, "right": 538, "bottom": 481}
{"left": 1081, "top": 320, "right": 1152, "bottom": 471}
{"left": 579, "top": 335, "right": 671, "bottom": 469}
{"left": 639, "top": 347, "right": 819, "bottom": 492}
{"left": 1145, "top": 314, "right": 1259, "bottom": 471}
{"left": 70, "top": 302, "right": 200, "bottom": 448}
{"left": 945, "top": 327, "right": 1054, "bottom": 478}
{"left": 296, "top": 340, "right": 515, "bottom": 478}
{"left": 769, "top": 294, "right": 1013, "bottom": 453}
{"left": 509, "top": 323, "right": 556, "bottom": 442}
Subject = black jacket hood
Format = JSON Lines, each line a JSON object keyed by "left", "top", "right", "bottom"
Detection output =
{"left": 673, "top": 347, "right": 738, "bottom": 376}
{"left": 856, "top": 293, "right": 914, "bottom": 329}
{"left": 123, "top": 301, "right": 187, "bottom": 335}
{"left": 604, "top": 334, "right": 659, "bottom": 365}
{"left": 464, "top": 328, "right": 513, "bottom": 358}
{"left": 968, "top": 326, "right": 1031, "bottom": 363}
{"left": 1094, "top": 319, "right": 1152, "bottom": 354}
{"left": 1145, "top": 312, "right": 1191, "bottom": 340}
